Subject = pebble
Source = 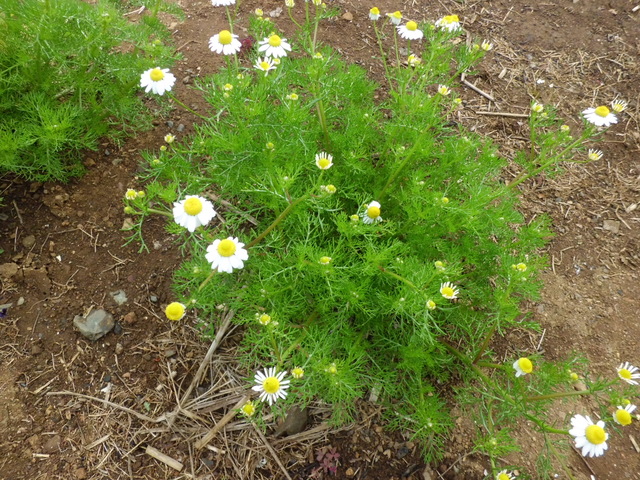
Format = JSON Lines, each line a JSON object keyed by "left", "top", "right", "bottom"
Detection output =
{"left": 150, "top": 295, "right": 158, "bottom": 303}
{"left": 73, "top": 309, "right": 115, "bottom": 341}
{"left": 123, "top": 311, "right": 137, "bottom": 324}
{"left": 17, "top": 296, "right": 25, "bottom": 305}
{"left": 166, "top": 120, "right": 174, "bottom": 128}
{"left": 110, "top": 290, "right": 128, "bottom": 305}
{"left": 115, "top": 343, "right": 124, "bottom": 355}
{"left": 113, "top": 322, "right": 123, "bottom": 335}
{"left": 164, "top": 349, "right": 177, "bottom": 358}
{"left": 42, "top": 434, "right": 62, "bottom": 453}
{"left": 177, "top": 123, "right": 185, "bottom": 132}
{"left": 31, "top": 344, "right": 43, "bottom": 356}
{"left": 74, "top": 467, "right": 88, "bottom": 480}
{"left": 22, "top": 235, "right": 36, "bottom": 248}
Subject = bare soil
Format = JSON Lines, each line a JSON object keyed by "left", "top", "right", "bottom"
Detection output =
{"left": 1, "top": 1, "right": 639, "bottom": 479}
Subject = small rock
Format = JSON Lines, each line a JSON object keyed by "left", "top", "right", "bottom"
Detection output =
{"left": 602, "top": 219, "right": 620, "bottom": 234}
{"left": 31, "top": 344, "right": 43, "bottom": 356}
{"left": 73, "top": 467, "right": 88, "bottom": 480}
{"left": 269, "top": 7, "right": 282, "bottom": 17}
{"left": 73, "top": 309, "right": 115, "bottom": 341}
{"left": 110, "top": 290, "right": 128, "bottom": 305}
{"left": 115, "top": 343, "right": 124, "bottom": 355}
{"left": 17, "top": 297, "right": 25, "bottom": 306}
{"left": 42, "top": 434, "right": 62, "bottom": 453}
{"left": 345, "top": 467, "right": 355, "bottom": 477}
{"left": 166, "top": 120, "right": 174, "bottom": 128}
{"left": 396, "top": 444, "right": 410, "bottom": 459}
{"left": 273, "top": 406, "right": 308, "bottom": 437}
{"left": 113, "top": 322, "right": 123, "bottom": 335}
{"left": 22, "top": 235, "right": 36, "bottom": 249}
{"left": 182, "top": 76, "right": 191, "bottom": 84}
{"left": 177, "top": 123, "right": 185, "bottom": 132}
{"left": 150, "top": 295, "right": 158, "bottom": 303}
{"left": 123, "top": 311, "right": 137, "bottom": 324}
{"left": 111, "top": 158, "right": 123, "bottom": 166}
{"left": 201, "top": 458, "right": 214, "bottom": 468}
{"left": 342, "top": 11, "right": 353, "bottom": 21}
{"left": 164, "top": 349, "right": 177, "bottom": 358}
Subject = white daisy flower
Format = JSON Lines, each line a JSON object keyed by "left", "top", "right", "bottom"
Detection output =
{"left": 361, "top": 201, "right": 382, "bottom": 224}
{"left": 495, "top": 470, "right": 514, "bottom": 480}
{"left": 611, "top": 98, "right": 628, "bottom": 113}
{"left": 617, "top": 362, "right": 640, "bottom": 385}
{"left": 252, "top": 367, "right": 290, "bottom": 405}
{"left": 481, "top": 40, "right": 493, "bottom": 51}
{"left": 211, "top": 0, "right": 235, "bottom": 6}
{"left": 257, "top": 313, "right": 272, "bottom": 325}
{"left": 209, "top": 30, "right": 242, "bottom": 55}
{"left": 569, "top": 414, "right": 608, "bottom": 458}
{"left": 285, "top": 0, "right": 295, "bottom": 7}
{"left": 258, "top": 35, "right": 292, "bottom": 58}
{"left": 426, "top": 300, "right": 436, "bottom": 311}
{"left": 513, "top": 357, "right": 533, "bottom": 377}
{"left": 173, "top": 195, "right": 217, "bottom": 233}
{"left": 173, "top": 196, "right": 217, "bottom": 233}
{"left": 315, "top": 152, "right": 333, "bottom": 170}
{"left": 205, "top": 237, "right": 249, "bottom": 273}
{"left": 165, "top": 302, "right": 186, "bottom": 321}
{"left": 439, "top": 282, "right": 459, "bottom": 299}
{"left": 437, "top": 85, "right": 450, "bottom": 96}
{"left": 254, "top": 57, "right": 276, "bottom": 76}
{"left": 435, "top": 14, "right": 461, "bottom": 32}
{"left": 587, "top": 149, "right": 603, "bottom": 161}
{"left": 140, "top": 67, "right": 176, "bottom": 96}
{"left": 241, "top": 400, "right": 256, "bottom": 417}
{"left": 397, "top": 21, "right": 423, "bottom": 40}
{"left": 407, "top": 54, "right": 422, "bottom": 67}
{"left": 582, "top": 105, "right": 618, "bottom": 127}
{"left": 369, "top": 7, "right": 380, "bottom": 21}
{"left": 319, "top": 256, "right": 332, "bottom": 265}
{"left": 387, "top": 11, "right": 402, "bottom": 25}
{"left": 125, "top": 189, "right": 138, "bottom": 200}
{"left": 531, "top": 102, "right": 544, "bottom": 113}
{"left": 613, "top": 404, "right": 636, "bottom": 426}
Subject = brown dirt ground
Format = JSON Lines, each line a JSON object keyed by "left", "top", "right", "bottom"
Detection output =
{"left": 1, "top": 1, "right": 639, "bottom": 479}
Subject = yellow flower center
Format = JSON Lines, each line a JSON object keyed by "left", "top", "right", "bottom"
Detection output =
{"left": 318, "top": 157, "right": 331, "bottom": 168}
{"left": 217, "top": 239, "right": 237, "bottom": 257}
{"left": 320, "top": 256, "right": 331, "bottom": 264}
{"left": 367, "top": 206, "right": 380, "bottom": 219}
{"left": 370, "top": 7, "right": 379, "bottom": 15}
{"left": 150, "top": 68, "right": 165, "bottom": 82}
{"left": 165, "top": 302, "right": 185, "bottom": 321}
{"left": 260, "top": 61, "right": 270, "bottom": 70}
{"left": 183, "top": 197, "right": 203, "bottom": 216}
{"left": 392, "top": 11, "right": 402, "bottom": 19}
{"left": 615, "top": 409, "right": 632, "bottom": 426}
{"left": 406, "top": 21, "right": 417, "bottom": 31}
{"left": 259, "top": 314, "right": 271, "bottom": 325}
{"left": 263, "top": 376, "right": 280, "bottom": 394}
{"left": 292, "top": 367, "right": 304, "bottom": 378}
{"left": 594, "top": 105, "right": 610, "bottom": 117}
{"left": 269, "top": 35, "right": 282, "bottom": 47}
{"left": 497, "top": 474, "right": 510, "bottom": 480}
{"left": 619, "top": 368, "right": 632, "bottom": 379}
{"left": 518, "top": 357, "right": 533, "bottom": 373}
{"left": 219, "top": 30, "right": 232, "bottom": 45}
{"left": 444, "top": 14, "right": 459, "bottom": 23}
{"left": 585, "top": 424, "right": 606, "bottom": 445}
{"left": 441, "top": 287, "right": 454, "bottom": 297}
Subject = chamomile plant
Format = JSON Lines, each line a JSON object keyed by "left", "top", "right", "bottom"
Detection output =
{"left": 128, "top": 3, "right": 632, "bottom": 472}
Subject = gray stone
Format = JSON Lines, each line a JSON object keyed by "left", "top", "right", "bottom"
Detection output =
{"left": 22, "top": 235, "right": 36, "bottom": 249}
{"left": 73, "top": 309, "right": 115, "bottom": 341}
{"left": 110, "top": 290, "right": 128, "bottom": 305}
{"left": 176, "top": 123, "right": 185, "bottom": 132}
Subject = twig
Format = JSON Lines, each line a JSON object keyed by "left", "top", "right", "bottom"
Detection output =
{"left": 460, "top": 73, "right": 495, "bottom": 102}
{"left": 572, "top": 446, "right": 596, "bottom": 476}
{"left": 179, "top": 309, "right": 235, "bottom": 404}
{"left": 145, "top": 445, "right": 183, "bottom": 472}
{"left": 194, "top": 394, "right": 250, "bottom": 449}
{"left": 12, "top": 200, "right": 24, "bottom": 225}
{"left": 253, "top": 424, "right": 293, "bottom": 480}
{"left": 630, "top": 434, "right": 640, "bottom": 453}
{"left": 47, "top": 391, "right": 157, "bottom": 423}
{"left": 475, "top": 111, "right": 529, "bottom": 118}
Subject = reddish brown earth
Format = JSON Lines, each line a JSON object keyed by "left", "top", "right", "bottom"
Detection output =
{"left": 1, "top": 1, "right": 639, "bottom": 479}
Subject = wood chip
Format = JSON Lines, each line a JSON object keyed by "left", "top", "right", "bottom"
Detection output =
{"left": 145, "top": 445, "right": 183, "bottom": 472}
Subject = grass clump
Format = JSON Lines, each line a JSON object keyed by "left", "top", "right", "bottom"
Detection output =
{"left": 0, "top": 0, "right": 177, "bottom": 181}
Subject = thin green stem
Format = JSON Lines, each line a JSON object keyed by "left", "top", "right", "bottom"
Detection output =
{"left": 246, "top": 194, "right": 310, "bottom": 249}
{"left": 198, "top": 270, "right": 216, "bottom": 292}
{"left": 147, "top": 207, "right": 172, "bottom": 217}
{"left": 372, "top": 22, "right": 392, "bottom": 88}
{"left": 287, "top": 7, "right": 302, "bottom": 29}
{"left": 377, "top": 129, "right": 429, "bottom": 200}
{"left": 225, "top": 6, "right": 234, "bottom": 33}
{"left": 378, "top": 266, "right": 419, "bottom": 291}
{"left": 475, "top": 361, "right": 504, "bottom": 369}
{"left": 525, "top": 390, "right": 591, "bottom": 403}
{"left": 168, "top": 93, "right": 208, "bottom": 121}
{"left": 547, "top": 439, "right": 577, "bottom": 480}
{"left": 280, "top": 311, "right": 319, "bottom": 363}
{"left": 472, "top": 323, "right": 497, "bottom": 364}
{"left": 392, "top": 29, "right": 400, "bottom": 72}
